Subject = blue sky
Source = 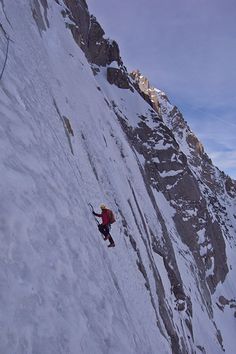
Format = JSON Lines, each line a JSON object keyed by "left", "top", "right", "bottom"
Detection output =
{"left": 87, "top": 0, "right": 236, "bottom": 179}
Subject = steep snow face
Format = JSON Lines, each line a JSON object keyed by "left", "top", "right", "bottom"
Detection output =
{"left": 0, "top": 1, "right": 236, "bottom": 354}
{"left": 0, "top": 2, "right": 172, "bottom": 353}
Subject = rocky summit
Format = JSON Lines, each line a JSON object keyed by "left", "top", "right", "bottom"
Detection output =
{"left": 0, "top": 1, "right": 235, "bottom": 353}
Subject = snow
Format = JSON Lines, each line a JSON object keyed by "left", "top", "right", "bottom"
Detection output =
{"left": 0, "top": 1, "right": 235, "bottom": 353}
{"left": 159, "top": 169, "right": 183, "bottom": 177}
{"left": 197, "top": 228, "right": 206, "bottom": 244}
{"left": 108, "top": 61, "right": 120, "bottom": 69}
{"left": 0, "top": 2, "right": 169, "bottom": 353}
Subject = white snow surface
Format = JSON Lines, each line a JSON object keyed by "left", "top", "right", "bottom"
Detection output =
{"left": 0, "top": 1, "right": 235, "bottom": 354}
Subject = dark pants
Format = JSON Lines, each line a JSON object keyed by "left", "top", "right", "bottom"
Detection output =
{"left": 98, "top": 224, "right": 115, "bottom": 244}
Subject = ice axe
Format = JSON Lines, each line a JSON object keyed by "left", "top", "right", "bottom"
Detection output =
{"left": 88, "top": 203, "right": 99, "bottom": 225}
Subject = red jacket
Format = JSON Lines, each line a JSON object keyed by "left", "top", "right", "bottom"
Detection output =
{"left": 94, "top": 209, "right": 111, "bottom": 225}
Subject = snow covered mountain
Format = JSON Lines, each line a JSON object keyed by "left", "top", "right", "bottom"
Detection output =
{"left": 0, "top": 1, "right": 235, "bottom": 353}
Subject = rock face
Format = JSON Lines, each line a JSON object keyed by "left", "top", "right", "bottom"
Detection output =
{"left": 130, "top": 69, "right": 161, "bottom": 112}
{"left": 88, "top": 16, "right": 121, "bottom": 66}
{"left": 1, "top": 1, "right": 235, "bottom": 354}
{"left": 61, "top": 0, "right": 122, "bottom": 66}
{"left": 130, "top": 69, "right": 234, "bottom": 293}
{"left": 107, "top": 67, "right": 132, "bottom": 89}
{"left": 60, "top": 0, "right": 134, "bottom": 91}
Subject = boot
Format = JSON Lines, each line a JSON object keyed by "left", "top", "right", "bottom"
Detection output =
{"left": 108, "top": 235, "right": 115, "bottom": 247}
{"left": 108, "top": 243, "right": 115, "bottom": 248}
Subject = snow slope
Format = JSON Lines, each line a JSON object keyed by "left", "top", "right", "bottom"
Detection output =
{"left": 0, "top": 1, "right": 235, "bottom": 353}
{"left": 0, "top": 2, "right": 170, "bottom": 353}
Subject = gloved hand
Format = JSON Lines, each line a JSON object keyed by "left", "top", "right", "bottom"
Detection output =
{"left": 92, "top": 211, "right": 96, "bottom": 215}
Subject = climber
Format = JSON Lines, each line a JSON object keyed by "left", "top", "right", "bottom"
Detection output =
{"left": 93, "top": 204, "right": 115, "bottom": 248}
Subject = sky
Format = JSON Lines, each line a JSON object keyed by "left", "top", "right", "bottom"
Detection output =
{"left": 87, "top": 0, "right": 236, "bottom": 180}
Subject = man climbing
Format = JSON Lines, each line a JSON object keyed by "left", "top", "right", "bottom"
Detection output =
{"left": 93, "top": 204, "right": 115, "bottom": 248}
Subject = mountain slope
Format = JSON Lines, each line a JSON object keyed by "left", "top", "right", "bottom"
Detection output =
{"left": 0, "top": 1, "right": 235, "bottom": 353}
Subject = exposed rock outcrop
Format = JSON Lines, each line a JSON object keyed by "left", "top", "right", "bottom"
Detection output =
{"left": 129, "top": 69, "right": 233, "bottom": 295}
{"left": 107, "top": 67, "right": 132, "bottom": 90}
{"left": 61, "top": 0, "right": 122, "bottom": 67}
{"left": 130, "top": 69, "right": 161, "bottom": 113}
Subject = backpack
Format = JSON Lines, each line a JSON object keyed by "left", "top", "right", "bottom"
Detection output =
{"left": 109, "top": 209, "right": 116, "bottom": 224}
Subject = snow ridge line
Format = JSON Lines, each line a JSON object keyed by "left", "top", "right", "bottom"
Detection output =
{"left": 0, "top": 22, "right": 10, "bottom": 81}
